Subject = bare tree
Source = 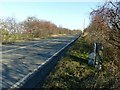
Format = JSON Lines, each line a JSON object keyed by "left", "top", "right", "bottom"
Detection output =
{"left": 84, "top": 1, "right": 120, "bottom": 75}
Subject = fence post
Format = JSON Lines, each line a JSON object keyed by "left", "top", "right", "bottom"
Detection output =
{"left": 94, "top": 42, "right": 103, "bottom": 71}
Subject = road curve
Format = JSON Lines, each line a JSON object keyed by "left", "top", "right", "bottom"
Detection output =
{"left": 1, "top": 35, "right": 79, "bottom": 89}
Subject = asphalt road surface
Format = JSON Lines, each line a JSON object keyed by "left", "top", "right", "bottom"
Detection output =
{"left": 1, "top": 35, "right": 78, "bottom": 89}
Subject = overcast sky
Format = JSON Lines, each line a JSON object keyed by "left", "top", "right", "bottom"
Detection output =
{"left": 0, "top": 1, "right": 104, "bottom": 30}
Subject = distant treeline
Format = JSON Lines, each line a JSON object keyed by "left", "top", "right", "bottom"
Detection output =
{"left": 1, "top": 16, "right": 81, "bottom": 43}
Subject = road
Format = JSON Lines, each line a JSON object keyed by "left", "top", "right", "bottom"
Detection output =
{"left": 1, "top": 35, "right": 78, "bottom": 89}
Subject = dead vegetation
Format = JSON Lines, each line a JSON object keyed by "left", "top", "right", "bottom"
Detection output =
{"left": 41, "top": 1, "right": 120, "bottom": 89}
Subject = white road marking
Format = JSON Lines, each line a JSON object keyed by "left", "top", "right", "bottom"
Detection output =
{"left": 2, "top": 45, "right": 20, "bottom": 48}
{"left": 2, "top": 35, "right": 78, "bottom": 89}
{"left": 2, "top": 38, "right": 69, "bottom": 54}
{"left": 10, "top": 36, "right": 78, "bottom": 89}
{"left": 2, "top": 43, "right": 40, "bottom": 54}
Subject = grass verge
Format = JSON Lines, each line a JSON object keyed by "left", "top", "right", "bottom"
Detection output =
{"left": 41, "top": 37, "right": 119, "bottom": 89}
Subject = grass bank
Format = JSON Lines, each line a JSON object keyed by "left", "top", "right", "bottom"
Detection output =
{"left": 41, "top": 37, "right": 119, "bottom": 89}
{"left": 2, "top": 33, "right": 70, "bottom": 45}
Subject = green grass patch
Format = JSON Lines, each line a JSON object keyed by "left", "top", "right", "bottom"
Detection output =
{"left": 41, "top": 37, "right": 119, "bottom": 89}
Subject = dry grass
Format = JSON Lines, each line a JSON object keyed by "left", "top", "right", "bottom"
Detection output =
{"left": 40, "top": 37, "right": 119, "bottom": 89}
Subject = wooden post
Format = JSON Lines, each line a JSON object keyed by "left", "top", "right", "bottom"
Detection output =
{"left": 94, "top": 42, "right": 103, "bottom": 70}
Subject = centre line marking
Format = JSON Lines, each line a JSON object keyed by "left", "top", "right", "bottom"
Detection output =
{"left": 2, "top": 43, "right": 41, "bottom": 54}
